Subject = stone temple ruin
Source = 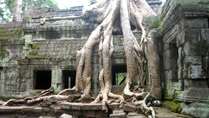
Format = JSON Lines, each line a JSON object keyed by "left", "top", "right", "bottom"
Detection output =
{"left": 0, "top": 0, "right": 209, "bottom": 118}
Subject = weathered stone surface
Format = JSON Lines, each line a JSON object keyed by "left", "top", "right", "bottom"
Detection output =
{"left": 33, "top": 107, "right": 43, "bottom": 113}
{"left": 184, "top": 79, "right": 208, "bottom": 90}
{"left": 61, "top": 102, "right": 102, "bottom": 111}
{"left": 164, "top": 70, "right": 177, "bottom": 81}
{"left": 156, "top": 107, "right": 191, "bottom": 118}
{"left": 184, "top": 56, "right": 202, "bottom": 65}
{"left": 109, "top": 103, "right": 120, "bottom": 110}
{"left": 201, "top": 28, "right": 209, "bottom": 41}
{"left": 182, "top": 102, "right": 209, "bottom": 118}
{"left": 42, "top": 107, "right": 51, "bottom": 112}
{"left": 0, "top": 106, "right": 23, "bottom": 113}
{"left": 59, "top": 114, "right": 72, "bottom": 118}
{"left": 183, "top": 88, "right": 209, "bottom": 103}
{"left": 123, "top": 104, "right": 137, "bottom": 112}
{"left": 163, "top": 58, "right": 177, "bottom": 70}
{"left": 163, "top": 24, "right": 179, "bottom": 43}
{"left": 188, "top": 65, "right": 203, "bottom": 79}
{"left": 183, "top": 18, "right": 208, "bottom": 28}
{"left": 110, "top": 112, "right": 126, "bottom": 118}
{"left": 177, "top": 30, "right": 185, "bottom": 47}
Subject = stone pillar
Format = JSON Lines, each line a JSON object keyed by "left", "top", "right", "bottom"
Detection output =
{"left": 52, "top": 66, "right": 62, "bottom": 93}
{"left": 147, "top": 30, "right": 162, "bottom": 100}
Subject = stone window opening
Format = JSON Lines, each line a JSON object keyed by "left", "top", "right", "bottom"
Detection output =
{"left": 169, "top": 39, "right": 178, "bottom": 82}
{"left": 112, "top": 65, "right": 127, "bottom": 85}
{"left": 33, "top": 70, "right": 52, "bottom": 90}
{"left": 62, "top": 70, "right": 76, "bottom": 89}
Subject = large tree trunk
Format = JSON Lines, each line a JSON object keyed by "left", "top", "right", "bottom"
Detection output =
{"left": 12, "top": 0, "right": 22, "bottom": 22}
{"left": 4, "top": 0, "right": 161, "bottom": 117}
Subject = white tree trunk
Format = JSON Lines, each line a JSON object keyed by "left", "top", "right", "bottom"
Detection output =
{"left": 13, "top": 0, "right": 22, "bottom": 22}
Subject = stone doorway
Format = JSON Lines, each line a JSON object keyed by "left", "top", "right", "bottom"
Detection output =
{"left": 62, "top": 70, "right": 76, "bottom": 89}
{"left": 33, "top": 70, "right": 52, "bottom": 90}
{"left": 112, "top": 65, "right": 127, "bottom": 85}
{"left": 168, "top": 39, "right": 178, "bottom": 82}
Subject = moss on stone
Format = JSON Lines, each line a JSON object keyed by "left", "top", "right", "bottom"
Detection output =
{"left": 163, "top": 101, "right": 182, "bottom": 113}
{"left": 164, "top": 90, "right": 172, "bottom": 100}
{"left": 25, "top": 51, "right": 48, "bottom": 58}
{"left": 32, "top": 44, "right": 40, "bottom": 49}
{"left": 0, "top": 46, "right": 9, "bottom": 58}
{"left": 0, "top": 27, "right": 23, "bottom": 40}
{"left": 173, "top": 92, "right": 179, "bottom": 102}
{"left": 174, "top": 0, "right": 209, "bottom": 9}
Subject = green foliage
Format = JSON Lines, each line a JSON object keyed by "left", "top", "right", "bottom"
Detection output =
{"left": 0, "top": 0, "right": 58, "bottom": 23}
{"left": 146, "top": 15, "right": 162, "bottom": 31}
{"left": 25, "top": 51, "right": 48, "bottom": 59}
{"left": 116, "top": 73, "right": 126, "bottom": 85}
{"left": 0, "top": 0, "right": 13, "bottom": 23}
{"left": 32, "top": 44, "right": 40, "bottom": 49}
{"left": 0, "top": 46, "right": 9, "bottom": 58}
{"left": 28, "top": 51, "right": 38, "bottom": 56}
{"left": 22, "top": 0, "right": 58, "bottom": 10}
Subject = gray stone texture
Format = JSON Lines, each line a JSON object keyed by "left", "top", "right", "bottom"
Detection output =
{"left": 160, "top": 0, "right": 209, "bottom": 117}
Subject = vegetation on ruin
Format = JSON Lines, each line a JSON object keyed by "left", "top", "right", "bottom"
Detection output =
{"left": 1, "top": 0, "right": 163, "bottom": 118}
{"left": 0, "top": 0, "right": 58, "bottom": 23}
{"left": 25, "top": 51, "right": 49, "bottom": 59}
{"left": 163, "top": 101, "right": 182, "bottom": 113}
{"left": 0, "top": 46, "right": 9, "bottom": 58}
{"left": 146, "top": 15, "right": 162, "bottom": 31}
{"left": 0, "top": 27, "right": 23, "bottom": 40}
{"left": 162, "top": 91, "right": 182, "bottom": 113}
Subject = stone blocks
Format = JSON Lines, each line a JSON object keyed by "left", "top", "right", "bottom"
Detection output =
{"left": 183, "top": 18, "right": 208, "bottom": 29}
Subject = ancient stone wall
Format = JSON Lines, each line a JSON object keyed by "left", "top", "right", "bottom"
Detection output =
{"left": 159, "top": 0, "right": 209, "bottom": 117}
{"left": 0, "top": 5, "right": 130, "bottom": 97}
{"left": 0, "top": 22, "right": 24, "bottom": 97}
{"left": 0, "top": 0, "right": 160, "bottom": 97}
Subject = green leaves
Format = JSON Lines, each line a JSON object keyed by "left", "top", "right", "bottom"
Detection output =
{"left": 22, "top": 0, "right": 58, "bottom": 10}
{"left": 145, "top": 15, "right": 162, "bottom": 31}
{"left": 0, "top": 0, "right": 58, "bottom": 23}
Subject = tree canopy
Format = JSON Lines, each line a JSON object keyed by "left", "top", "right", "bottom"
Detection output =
{"left": 0, "top": 0, "right": 58, "bottom": 23}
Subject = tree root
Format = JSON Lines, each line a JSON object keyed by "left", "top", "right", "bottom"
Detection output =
{"left": 57, "top": 88, "right": 77, "bottom": 95}
{"left": 2, "top": 1, "right": 161, "bottom": 118}
{"left": 91, "top": 91, "right": 124, "bottom": 112}
{"left": 134, "top": 93, "right": 155, "bottom": 118}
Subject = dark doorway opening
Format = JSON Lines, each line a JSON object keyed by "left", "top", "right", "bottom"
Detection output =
{"left": 169, "top": 40, "right": 178, "bottom": 82}
{"left": 34, "top": 70, "right": 51, "bottom": 90}
{"left": 112, "top": 65, "right": 127, "bottom": 85}
{"left": 62, "top": 70, "right": 76, "bottom": 89}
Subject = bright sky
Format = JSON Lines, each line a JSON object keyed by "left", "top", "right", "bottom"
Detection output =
{"left": 55, "top": 0, "right": 91, "bottom": 9}
{"left": 55, "top": 0, "right": 166, "bottom": 9}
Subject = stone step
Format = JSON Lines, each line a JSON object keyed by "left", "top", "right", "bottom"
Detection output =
{"left": 109, "top": 113, "right": 126, "bottom": 118}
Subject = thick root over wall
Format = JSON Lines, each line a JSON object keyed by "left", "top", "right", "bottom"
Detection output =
{"left": 1, "top": 0, "right": 162, "bottom": 118}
